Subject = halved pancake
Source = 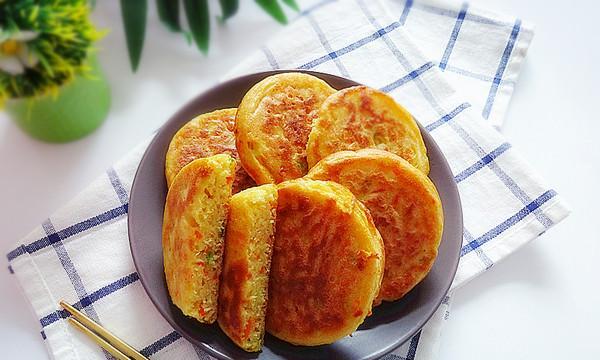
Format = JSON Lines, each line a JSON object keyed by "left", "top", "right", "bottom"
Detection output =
{"left": 307, "top": 149, "right": 443, "bottom": 305}
{"left": 266, "top": 179, "right": 384, "bottom": 346}
{"left": 218, "top": 184, "right": 278, "bottom": 352}
{"left": 306, "top": 86, "right": 430, "bottom": 173}
{"left": 165, "top": 108, "right": 255, "bottom": 193}
{"left": 162, "top": 154, "right": 236, "bottom": 323}
{"left": 235, "top": 73, "right": 336, "bottom": 184}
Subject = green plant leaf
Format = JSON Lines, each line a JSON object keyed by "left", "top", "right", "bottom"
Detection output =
{"left": 255, "top": 0, "right": 287, "bottom": 24}
{"left": 183, "top": 0, "right": 210, "bottom": 54}
{"left": 120, "top": 0, "right": 148, "bottom": 71}
{"left": 281, "top": 0, "right": 300, "bottom": 12}
{"left": 218, "top": 0, "right": 239, "bottom": 22}
{"left": 157, "top": 0, "right": 181, "bottom": 32}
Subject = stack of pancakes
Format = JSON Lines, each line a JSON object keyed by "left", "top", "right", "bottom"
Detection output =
{"left": 161, "top": 73, "right": 443, "bottom": 352}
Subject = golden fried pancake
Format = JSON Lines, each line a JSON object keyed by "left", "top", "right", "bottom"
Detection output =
{"left": 306, "top": 86, "right": 430, "bottom": 173}
{"left": 165, "top": 108, "right": 255, "bottom": 193}
{"left": 235, "top": 73, "right": 336, "bottom": 184}
{"left": 162, "top": 154, "right": 236, "bottom": 323}
{"left": 218, "top": 184, "right": 278, "bottom": 352}
{"left": 307, "top": 149, "right": 443, "bottom": 305}
{"left": 266, "top": 179, "right": 384, "bottom": 345}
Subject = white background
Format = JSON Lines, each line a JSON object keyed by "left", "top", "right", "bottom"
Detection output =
{"left": 0, "top": 0, "right": 598, "bottom": 358}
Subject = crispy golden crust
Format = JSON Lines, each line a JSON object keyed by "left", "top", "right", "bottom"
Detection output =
{"left": 266, "top": 179, "right": 384, "bottom": 346}
{"left": 165, "top": 108, "right": 255, "bottom": 193}
{"left": 218, "top": 185, "right": 278, "bottom": 352}
{"left": 307, "top": 149, "right": 443, "bottom": 304}
{"left": 162, "top": 154, "right": 236, "bottom": 323}
{"left": 235, "top": 73, "right": 336, "bottom": 184}
{"left": 306, "top": 86, "right": 430, "bottom": 173}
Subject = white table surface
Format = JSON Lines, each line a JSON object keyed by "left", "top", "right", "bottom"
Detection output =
{"left": 1, "top": 0, "right": 598, "bottom": 358}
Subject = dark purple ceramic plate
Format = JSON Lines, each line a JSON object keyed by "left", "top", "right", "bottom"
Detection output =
{"left": 128, "top": 70, "right": 462, "bottom": 360}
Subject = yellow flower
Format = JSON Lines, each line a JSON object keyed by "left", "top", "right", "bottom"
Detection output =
{"left": 0, "top": 30, "right": 39, "bottom": 75}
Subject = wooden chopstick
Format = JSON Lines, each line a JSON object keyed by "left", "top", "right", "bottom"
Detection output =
{"left": 59, "top": 300, "right": 148, "bottom": 360}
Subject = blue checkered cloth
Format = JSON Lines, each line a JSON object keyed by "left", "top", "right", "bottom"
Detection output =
{"left": 6, "top": 0, "right": 569, "bottom": 359}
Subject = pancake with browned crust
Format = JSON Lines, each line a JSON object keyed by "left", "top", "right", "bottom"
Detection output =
{"left": 306, "top": 86, "right": 429, "bottom": 173}
{"left": 307, "top": 149, "right": 443, "bottom": 305}
{"left": 165, "top": 108, "right": 255, "bottom": 193}
{"left": 162, "top": 154, "right": 236, "bottom": 323}
{"left": 235, "top": 73, "right": 336, "bottom": 184}
{"left": 218, "top": 184, "right": 278, "bottom": 352}
{"left": 266, "top": 179, "right": 384, "bottom": 345}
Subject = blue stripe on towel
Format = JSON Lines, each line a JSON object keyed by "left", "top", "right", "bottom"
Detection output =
{"left": 7, "top": 204, "right": 128, "bottom": 261}
{"left": 306, "top": 13, "right": 351, "bottom": 77}
{"left": 261, "top": 45, "right": 280, "bottom": 70}
{"left": 380, "top": 62, "right": 435, "bottom": 93}
{"left": 40, "top": 273, "right": 139, "bottom": 327}
{"left": 439, "top": 3, "right": 469, "bottom": 70}
{"left": 399, "top": 0, "right": 413, "bottom": 25}
{"left": 42, "top": 219, "right": 113, "bottom": 360}
{"left": 461, "top": 190, "right": 557, "bottom": 256}
{"left": 482, "top": 20, "right": 521, "bottom": 119}
{"left": 107, "top": 167, "right": 129, "bottom": 205}
{"left": 440, "top": 63, "right": 516, "bottom": 86}
{"left": 406, "top": 331, "right": 422, "bottom": 360}
{"left": 454, "top": 142, "right": 512, "bottom": 183}
{"left": 411, "top": 1, "right": 514, "bottom": 27}
{"left": 425, "top": 103, "right": 471, "bottom": 132}
{"left": 141, "top": 331, "right": 182, "bottom": 357}
{"left": 298, "top": 22, "right": 401, "bottom": 70}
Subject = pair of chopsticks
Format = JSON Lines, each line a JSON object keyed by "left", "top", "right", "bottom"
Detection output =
{"left": 59, "top": 300, "right": 148, "bottom": 360}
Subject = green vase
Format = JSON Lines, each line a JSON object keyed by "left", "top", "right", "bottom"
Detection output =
{"left": 6, "top": 55, "right": 111, "bottom": 143}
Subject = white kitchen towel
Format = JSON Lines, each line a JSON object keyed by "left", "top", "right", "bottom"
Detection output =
{"left": 6, "top": 1, "right": 568, "bottom": 360}
{"left": 389, "top": 0, "right": 533, "bottom": 128}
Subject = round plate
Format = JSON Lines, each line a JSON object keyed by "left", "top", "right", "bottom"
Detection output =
{"left": 128, "top": 70, "right": 463, "bottom": 360}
